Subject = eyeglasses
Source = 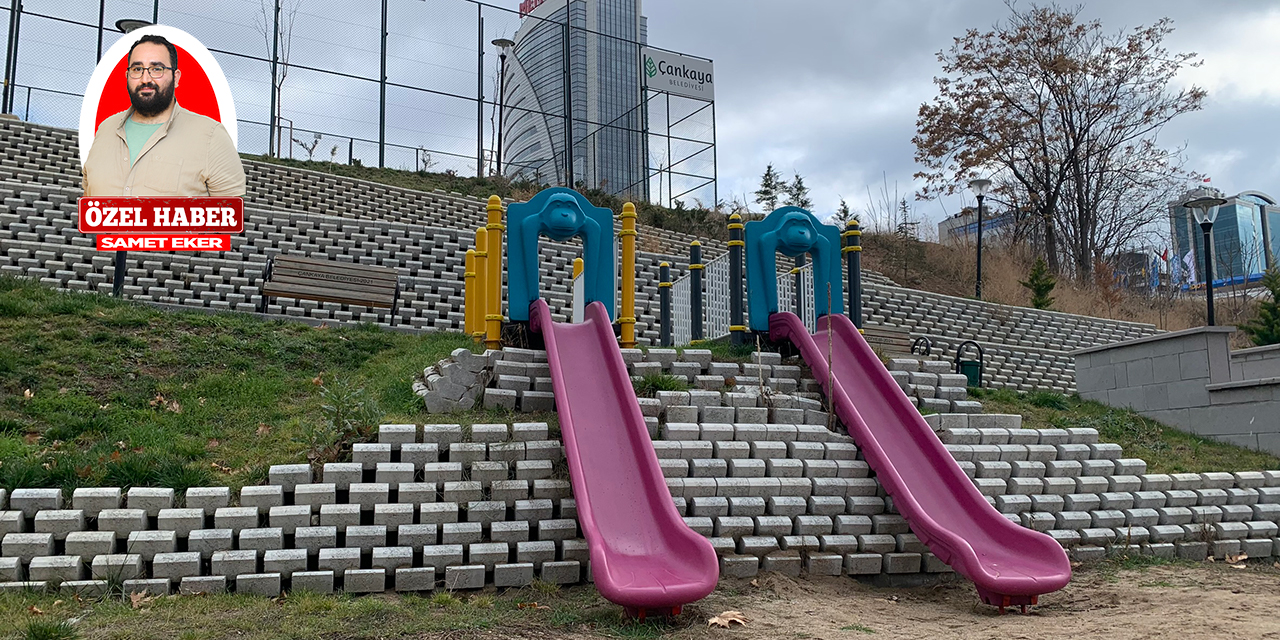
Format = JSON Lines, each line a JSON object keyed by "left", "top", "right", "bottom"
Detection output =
{"left": 127, "top": 64, "right": 173, "bottom": 79}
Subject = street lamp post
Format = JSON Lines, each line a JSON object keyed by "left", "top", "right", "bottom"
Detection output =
{"left": 491, "top": 37, "right": 514, "bottom": 177}
{"left": 968, "top": 178, "right": 991, "bottom": 300}
{"left": 1183, "top": 190, "right": 1228, "bottom": 326}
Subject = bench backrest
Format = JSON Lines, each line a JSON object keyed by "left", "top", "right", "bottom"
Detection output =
{"left": 262, "top": 255, "right": 399, "bottom": 309}
{"left": 861, "top": 323, "right": 912, "bottom": 356}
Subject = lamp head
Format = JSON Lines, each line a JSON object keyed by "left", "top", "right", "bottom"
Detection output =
{"left": 492, "top": 38, "right": 515, "bottom": 51}
{"left": 116, "top": 18, "right": 152, "bottom": 33}
{"left": 968, "top": 178, "right": 991, "bottom": 198}
{"left": 1183, "top": 189, "right": 1227, "bottom": 226}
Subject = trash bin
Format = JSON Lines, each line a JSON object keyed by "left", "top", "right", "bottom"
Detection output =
{"left": 953, "top": 340, "right": 984, "bottom": 388}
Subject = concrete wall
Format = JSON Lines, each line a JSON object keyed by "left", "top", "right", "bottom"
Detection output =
{"left": 1074, "top": 327, "right": 1280, "bottom": 454}
{"left": 1231, "top": 343, "right": 1280, "bottom": 381}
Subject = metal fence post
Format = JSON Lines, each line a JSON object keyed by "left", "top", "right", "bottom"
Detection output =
{"left": 844, "top": 219, "right": 862, "bottom": 330}
{"left": 378, "top": 0, "right": 387, "bottom": 169}
{"left": 689, "top": 241, "right": 703, "bottom": 341}
{"left": 4, "top": 0, "right": 23, "bottom": 114}
{"left": 268, "top": 0, "right": 279, "bottom": 157}
{"left": 728, "top": 213, "right": 745, "bottom": 345}
{"left": 659, "top": 262, "right": 671, "bottom": 347}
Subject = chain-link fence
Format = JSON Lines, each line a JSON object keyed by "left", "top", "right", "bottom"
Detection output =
{"left": 0, "top": 0, "right": 715, "bottom": 204}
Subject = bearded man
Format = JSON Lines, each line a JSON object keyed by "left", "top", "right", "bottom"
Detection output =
{"left": 82, "top": 34, "right": 245, "bottom": 196}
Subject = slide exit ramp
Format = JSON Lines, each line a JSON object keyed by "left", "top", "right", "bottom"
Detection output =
{"left": 770, "top": 311, "right": 1071, "bottom": 609}
{"left": 530, "top": 299, "right": 719, "bottom": 614}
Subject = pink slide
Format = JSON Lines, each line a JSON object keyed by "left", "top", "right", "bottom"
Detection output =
{"left": 770, "top": 311, "right": 1071, "bottom": 610}
{"left": 529, "top": 299, "right": 719, "bottom": 614}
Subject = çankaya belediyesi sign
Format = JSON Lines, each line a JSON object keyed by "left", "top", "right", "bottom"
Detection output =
{"left": 642, "top": 47, "right": 714, "bottom": 101}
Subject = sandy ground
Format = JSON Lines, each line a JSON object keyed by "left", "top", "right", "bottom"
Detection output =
{"left": 670, "top": 561, "right": 1280, "bottom": 640}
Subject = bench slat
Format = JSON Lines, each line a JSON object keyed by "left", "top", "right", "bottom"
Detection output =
{"left": 272, "top": 255, "right": 400, "bottom": 279}
{"left": 265, "top": 273, "right": 397, "bottom": 297}
{"left": 262, "top": 281, "right": 396, "bottom": 308}
{"left": 269, "top": 265, "right": 398, "bottom": 290}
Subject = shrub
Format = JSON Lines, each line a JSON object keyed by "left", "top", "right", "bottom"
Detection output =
{"left": 1019, "top": 257, "right": 1057, "bottom": 310}
{"left": 1240, "top": 267, "right": 1280, "bottom": 346}
{"left": 632, "top": 373, "right": 689, "bottom": 397}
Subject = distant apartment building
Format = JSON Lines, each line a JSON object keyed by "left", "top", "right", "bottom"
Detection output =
{"left": 937, "top": 207, "right": 1020, "bottom": 247}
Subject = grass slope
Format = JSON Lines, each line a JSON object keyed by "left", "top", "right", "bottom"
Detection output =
{"left": 0, "top": 275, "right": 472, "bottom": 494}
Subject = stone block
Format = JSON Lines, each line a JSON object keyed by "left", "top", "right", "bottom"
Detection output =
{"left": 344, "top": 568, "right": 386, "bottom": 594}
{"left": 9, "top": 489, "right": 60, "bottom": 519}
{"left": 211, "top": 550, "right": 259, "bottom": 578}
{"left": 290, "top": 570, "right": 335, "bottom": 594}
{"left": 96, "top": 508, "right": 148, "bottom": 539}
{"left": 268, "top": 464, "right": 312, "bottom": 491}
{"left": 292, "top": 484, "right": 338, "bottom": 511}
{"left": 91, "top": 553, "right": 144, "bottom": 581}
{"left": 443, "top": 564, "right": 485, "bottom": 589}
{"left": 180, "top": 576, "right": 227, "bottom": 595}
{"left": 185, "top": 487, "right": 231, "bottom": 513}
{"left": 236, "top": 572, "right": 282, "bottom": 597}
{"left": 123, "top": 578, "right": 171, "bottom": 596}
{"left": 28, "top": 556, "right": 86, "bottom": 583}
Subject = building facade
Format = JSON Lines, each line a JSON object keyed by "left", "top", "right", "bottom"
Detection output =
{"left": 1169, "top": 188, "right": 1280, "bottom": 286}
{"left": 501, "top": 0, "right": 649, "bottom": 199}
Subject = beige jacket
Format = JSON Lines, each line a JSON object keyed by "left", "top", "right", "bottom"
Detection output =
{"left": 83, "top": 103, "right": 246, "bottom": 197}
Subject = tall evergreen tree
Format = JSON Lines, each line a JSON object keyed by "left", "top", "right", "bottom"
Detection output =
{"left": 1019, "top": 257, "right": 1057, "bottom": 310}
{"left": 829, "top": 198, "right": 855, "bottom": 226}
{"left": 1241, "top": 267, "right": 1280, "bottom": 346}
{"left": 754, "top": 164, "right": 783, "bottom": 212}
{"left": 785, "top": 172, "right": 814, "bottom": 209}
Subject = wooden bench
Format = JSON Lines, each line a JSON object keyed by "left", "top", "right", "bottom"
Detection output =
{"left": 860, "top": 323, "right": 913, "bottom": 357}
{"left": 258, "top": 255, "right": 402, "bottom": 325}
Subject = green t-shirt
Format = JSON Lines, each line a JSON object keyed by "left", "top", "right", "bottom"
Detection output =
{"left": 123, "top": 117, "right": 165, "bottom": 166}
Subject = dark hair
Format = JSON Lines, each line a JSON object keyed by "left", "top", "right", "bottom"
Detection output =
{"left": 128, "top": 34, "right": 178, "bottom": 70}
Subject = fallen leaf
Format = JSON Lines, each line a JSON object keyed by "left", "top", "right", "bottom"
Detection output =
{"left": 99, "top": 403, "right": 110, "bottom": 410}
{"left": 110, "top": 451, "right": 122, "bottom": 462}
{"left": 707, "top": 611, "right": 748, "bottom": 628}
{"left": 23, "top": 389, "right": 33, "bottom": 399}
{"left": 198, "top": 397, "right": 206, "bottom": 406}
{"left": 311, "top": 375, "right": 324, "bottom": 386}
{"left": 749, "top": 579, "right": 759, "bottom": 588}
{"left": 1274, "top": 561, "right": 1280, "bottom": 569}
{"left": 58, "top": 387, "right": 68, "bottom": 395}
{"left": 129, "top": 592, "right": 154, "bottom": 609}
{"left": 1206, "top": 557, "right": 1216, "bottom": 563}
{"left": 149, "top": 394, "right": 165, "bottom": 408}
{"left": 52, "top": 600, "right": 62, "bottom": 607}
{"left": 210, "top": 462, "right": 233, "bottom": 474}
{"left": 1227, "top": 553, "right": 1249, "bottom": 564}
{"left": 28, "top": 605, "right": 43, "bottom": 615}
{"left": 207, "top": 439, "right": 221, "bottom": 449}
{"left": 1230, "top": 563, "right": 1247, "bottom": 570}
{"left": 517, "top": 602, "right": 550, "bottom": 610}
{"left": 257, "top": 423, "right": 272, "bottom": 436}
{"left": 166, "top": 400, "right": 182, "bottom": 414}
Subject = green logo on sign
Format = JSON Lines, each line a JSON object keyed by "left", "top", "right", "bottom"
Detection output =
{"left": 645, "top": 56, "right": 657, "bottom": 78}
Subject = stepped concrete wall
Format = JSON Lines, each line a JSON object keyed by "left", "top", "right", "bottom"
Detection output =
{"left": 1075, "top": 327, "right": 1280, "bottom": 454}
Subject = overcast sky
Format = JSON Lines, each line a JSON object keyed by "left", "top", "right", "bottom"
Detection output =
{"left": 19, "top": 0, "right": 1278, "bottom": 240}
{"left": 631, "top": 0, "right": 1280, "bottom": 236}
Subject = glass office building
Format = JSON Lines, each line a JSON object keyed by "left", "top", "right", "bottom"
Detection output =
{"left": 501, "top": 0, "right": 649, "bottom": 199}
{"left": 1170, "top": 189, "right": 1279, "bottom": 285}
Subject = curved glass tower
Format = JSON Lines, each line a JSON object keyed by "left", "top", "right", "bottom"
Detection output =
{"left": 501, "top": 0, "right": 649, "bottom": 200}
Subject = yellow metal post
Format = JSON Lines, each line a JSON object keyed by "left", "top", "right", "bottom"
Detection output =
{"left": 464, "top": 249, "right": 477, "bottom": 336}
{"left": 485, "top": 196, "right": 505, "bottom": 350}
{"left": 473, "top": 227, "right": 488, "bottom": 342}
{"left": 619, "top": 202, "right": 637, "bottom": 348}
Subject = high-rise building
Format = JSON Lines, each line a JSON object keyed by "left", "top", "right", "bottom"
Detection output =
{"left": 500, "top": 0, "right": 648, "bottom": 199}
{"left": 1169, "top": 188, "right": 1280, "bottom": 285}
